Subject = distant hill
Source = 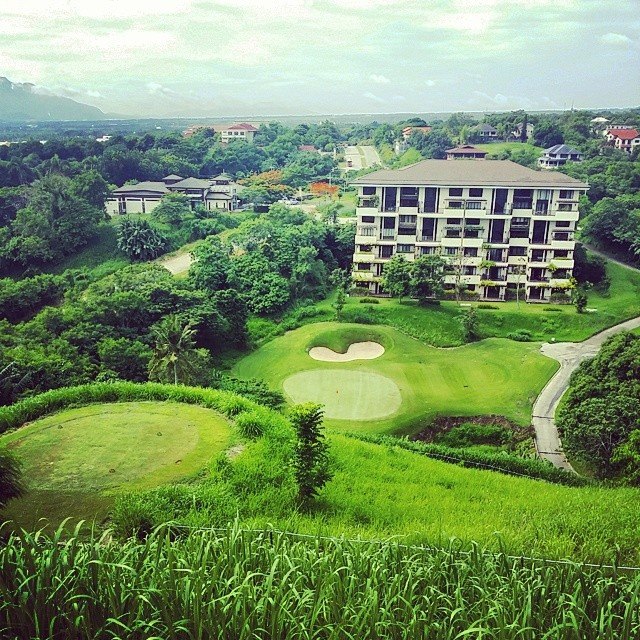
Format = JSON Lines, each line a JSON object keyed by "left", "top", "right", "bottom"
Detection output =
{"left": 0, "top": 77, "right": 105, "bottom": 121}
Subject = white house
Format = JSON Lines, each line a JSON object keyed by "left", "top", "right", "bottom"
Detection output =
{"left": 220, "top": 123, "right": 259, "bottom": 144}
{"left": 538, "top": 144, "right": 583, "bottom": 169}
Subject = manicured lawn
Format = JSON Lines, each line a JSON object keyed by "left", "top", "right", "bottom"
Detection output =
{"left": 233, "top": 322, "right": 558, "bottom": 434}
{"left": 1, "top": 402, "right": 232, "bottom": 528}
{"left": 474, "top": 141, "right": 544, "bottom": 155}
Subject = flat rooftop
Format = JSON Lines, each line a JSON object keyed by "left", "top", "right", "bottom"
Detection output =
{"left": 351, "top": 159, "right": 589, "bottom": 189}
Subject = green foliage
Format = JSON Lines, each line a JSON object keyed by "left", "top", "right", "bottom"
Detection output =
{"left": 558, "top": 332, "right": 640, "bottom": 479}
{"left": 1, "top": 174, "right": 103, "bottom": 268}
{"left": 459, "top": 307, "right": 480, "bottom": 342}
{"left": 148, "top": 316, "right": 208, "bottom": 386}
{"left": 435, "top": 422, "right": 512, "bottom": 448}
{"left": 290, "top": 403, "right": 332, "bottom": 504}
{"left": 150, "top": 192, "right": 191, "bottom": 226}
{"left": 116, "top": 216, "right": 167, "bottom": 261}
{"left": 380, "top": 255, "right": 412, "bottom": 299}
{"left": 506, "top": 329, "right": 533, "bottom": 342}
{"left": 0, "top": 273, "right": 66, "bottom": 322}
{"left": 97, "top": 337, "right": 152, "bottom": 382}
{"left": 573, "top": 288, "right": 588, "bottom": 313}
{"left": 0, "top": 447, "right": 23, "bottom": 508}
{"left": 410, "top": 254, "right": 446, "bottom": 302}
{"left": 2, "top": 524, "right": 640, "bottom": 639}
{"left": 573, "top": 244, "right": 610, "bottom": 290}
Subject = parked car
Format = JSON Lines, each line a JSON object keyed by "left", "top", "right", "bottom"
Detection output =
{"left": 279, "top": 198, "right": 300, "bottom": 205}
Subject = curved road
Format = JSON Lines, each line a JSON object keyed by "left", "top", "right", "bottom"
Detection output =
{"left": 533, "top": 252, "right": 640, "bottom": 470}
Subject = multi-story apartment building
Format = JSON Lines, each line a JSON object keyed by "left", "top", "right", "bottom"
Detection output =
{"left": 351, "top": 159, "right": 588, "bottom": 303}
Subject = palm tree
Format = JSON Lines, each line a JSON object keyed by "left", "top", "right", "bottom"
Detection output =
{"left": 148, "top": 316, "right": 200, "bottom": 386}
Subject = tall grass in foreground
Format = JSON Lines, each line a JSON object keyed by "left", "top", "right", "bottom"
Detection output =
{"left": 1, "top": 523, "right": 639, "bottom": 639}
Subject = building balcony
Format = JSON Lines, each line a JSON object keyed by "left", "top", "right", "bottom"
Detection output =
{"left": 353, "top": 252, "right": 374, "bottom": 262}
{"left": 380, "top": 229, "right": 397, "bottom": 239}
{"left": 352, "top": 272, "right": 377, "bottom": 283}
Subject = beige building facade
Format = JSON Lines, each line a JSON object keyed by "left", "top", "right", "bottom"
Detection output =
{"left": 351, "top": 160, "right": 588, "bottom": 303}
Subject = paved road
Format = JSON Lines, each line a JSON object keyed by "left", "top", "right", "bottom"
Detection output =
{"left": 344, "top": 145, "right": 381, "bottom": 170}
{"left": 534, "top": 317, "right": 640, "bottom": 471}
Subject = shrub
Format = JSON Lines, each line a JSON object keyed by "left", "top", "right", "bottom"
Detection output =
{"left": 436, "top": 423, "right": 512, "bottom": 448}
{"left": 477, "top": 303, "right": 498, "bottom": 310}
{"left": 359, "top": 297, "right": 380, "bottom": 304}
{"left": 544, "top": 306, "right": 564, "bottom": 313}
{"left": 506, "top": 329, "right": 534, "bottom": 342}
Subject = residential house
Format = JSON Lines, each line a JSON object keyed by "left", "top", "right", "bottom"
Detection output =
{"left": 396, "top": 125, "right": 432, "bottom": 154}
{"left": 446, "top": 145, "right": 488, "bottom": 160}
{"left": 220, "top": 123, "right": 259, "bottom": 144}
{"left": 511, "top": 122, "right": 534, "bottom": 140}
{"left": 106, "top": 173, "right": 241, "bottom": 215}
{"left": 474, "top": 123, "right": 499, "bottom": 141}
{"left": 604, "top": 127, "right": 640, "bottom": 154}
{"left": 351, "top": 159, "right": 588, "bottom": 303}
{"left": 538, "top": 144, "right": 583, "bottom": 168}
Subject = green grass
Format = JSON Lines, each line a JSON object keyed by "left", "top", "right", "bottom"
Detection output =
{"left": 3, "top": 525, "right": 640, "bottom": 639}
{"left": 474, "top": 141, "right": 544, "bottom": 155}
{"left": 233, "top": 322, "right": 558, "bottom": 433}
{"left": 1, "top": 401, "right": 232, "bottom": 528}
{"left": 44, "top": 223, "right": 128, "bottom": 274}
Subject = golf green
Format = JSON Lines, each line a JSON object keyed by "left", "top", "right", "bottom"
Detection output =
{"left": 283, "top": 369, "right": 402, "bottom": 420}
{"left": 233, "top": 322, "right": 559, "bottom": 434}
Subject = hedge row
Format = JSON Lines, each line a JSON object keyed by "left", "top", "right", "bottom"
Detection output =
{"left": 349, "top": 433, "right": 593, "bottom": 487}
{"left": 0, "top": 381, "right": 290, "bottom": 436}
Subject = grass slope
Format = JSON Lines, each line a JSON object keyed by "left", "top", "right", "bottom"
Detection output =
{"left": 234, "top": 322, "right": 558, "bottom": 433}
{"left": 1, "top": 401, "right": 232, "bottom": 528}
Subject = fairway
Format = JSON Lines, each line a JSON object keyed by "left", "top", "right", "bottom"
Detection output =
{"left": 284, "top": 369, "right": 401, "bottom": 420}
{"left": 1, "top": 401, "right": 232, "bottom": 527}
{"left": 233, "top": 322, "right": 559, "bottom": 434}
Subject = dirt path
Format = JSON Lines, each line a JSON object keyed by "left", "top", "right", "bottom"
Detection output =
{"left": 157, "top": 249, "right": 194, "bottom": 276}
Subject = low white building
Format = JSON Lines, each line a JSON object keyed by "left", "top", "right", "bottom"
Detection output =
{"left": 106, "top": 174, "right": 240, "bottom": 215}
{"left": 220, "top": 123, "right": 259, "bottom": 144}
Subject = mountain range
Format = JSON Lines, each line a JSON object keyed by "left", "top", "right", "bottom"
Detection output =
{"left": 0, "top": 77, "right": 105, "bottom": 121}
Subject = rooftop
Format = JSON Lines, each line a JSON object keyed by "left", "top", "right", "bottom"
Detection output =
{"left": 609, "top": 129, "right": 639, "bottom": 140}
{"left": 112, "top": 181, "right": 169, "bottom": 194}
{"left": 351, "top": 159, "right": 589, "bottom": 188}
{"left": 170, "top": 177, "right": 215, "bottom": 189}
{"left": 446, "top": 144, "right": 487, "bottom": 155}
{"left": 225, "top": 123, "right": 259, "bottom": 132}
{"left": 543, "top": 144, "right": 582, "bottom": 156}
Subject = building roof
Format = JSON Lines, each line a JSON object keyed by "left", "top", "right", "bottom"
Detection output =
{"left": 476, "top": 123, "right": 498, "bottom": 133}
{"left": 446, "top": 145, "right": 487, "bottom": 155}
{"left": 225, "top": 123, "right": 259, "bottom": 132}
{"left": 298, "top": 144, "right": 318, "bottom": 152}
{"left": 170, "top": 177, "right": 214, "bottom": 189}
{"left": 212, "top": 172, "right": 232, "bottom": 181}
{"left": 609, "top": 129, "right": 639, "bottom": 140}
{"left": 162, "top": 174, "right": 184, "bottom": 181}
{"left": 543, "top": 144, "right": 582, "bottom": 156}
{"left": 351, "top": 159, "right": 589, "bottom": 188}
{"left": 205, "top": 192, "right": 232, "bottom": 200}
{"left": 112, "top": 181, "right": 169, "bottom": 195}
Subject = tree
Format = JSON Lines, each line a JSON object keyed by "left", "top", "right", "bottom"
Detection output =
{"left": 380, "top": 255, "right": 411, "bottom": 300}
{"left": 557, "top": 332, "right": 640, "bottom": 478}
{"left": 148, "top": 316, "right": 204, "bottom": 385}
{"left": 151, "top": 193, "right": 191, "bottom": 226}
{"left": 290, "top": 403, "right": 332, "bottom": 505}
{"left": 573, "top": 288, "right": 588, "bottom": 313}
{"left": 410, "top": 255, "right": 445, "bottom": 302}
{"left": 0, "top": 448, "right": 23, "bottom": 509}
{"left": 117, "top": 216, "right": 167, "bottom": 261}
{"left": 330, "top": 268, "right": 351, "bottom": 320}
{"left": 309, "top": 182, "right": 339, "bottom": 199}
{"left": 189, "top": 236, "right": 231, "bottom": 291}
{"left": 459, "top": 307, "right": 480, "bottom": 342}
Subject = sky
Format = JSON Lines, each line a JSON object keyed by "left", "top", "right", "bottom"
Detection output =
{"left": 0, "top": 0, "right": 639, "bottom": 118}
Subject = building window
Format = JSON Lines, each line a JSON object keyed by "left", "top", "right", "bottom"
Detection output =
{"left": 449, "top": 188, "right": 463, "bottom": 196}
{"left": 357, "top": 263, "right": 371, "bottom": 270}
{"left": 558, "top": 203, "right": 572, "bottom": 212}
{"left": 446, "top": 218, "right": 462, "bottom": 224}
{"left": 446, "top": 229, "right": 461, "bottom": 238}
{"left": 465, "top": 218, "right": 480, "bottom": 226}
{"left": 464, "top": 248, "right": 478, "bottom": 257}
{"left": 469, "top": 188, "right": 483, "bottom": 197}
{"left": 559, "top": 190, "right": 574, "bottom": 199}
{"left": 362, "top": 186, "right": 376, "bottom": 195}
{"left": 448, "top": 201, "right": 463, "bottom": 209}
{"left": 358, "top": 227, "right": 375, "bottom": 236}
{"left": 361, "top": 215, "right": 375, "bottom": 223}
{"left": 509, "top": 246, "right": 526, "bottom": 256}
{"left": 466, "top": 201, "right": 482, "bottom": 210}
{"left": 554, "top": 250, "right": 569, "bottom": 258}
{"left": 444, "top": 247, "right": 458, "bottom": 255}
{"left": 555, "top": 221, "right": 570, "bottom": 228}
{"left": 397, "top": 244, "right": 414, "bottom": 253}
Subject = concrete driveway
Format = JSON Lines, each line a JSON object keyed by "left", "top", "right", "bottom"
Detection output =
{"left": 344, "top": 145, "right": 381, "bottom": 170}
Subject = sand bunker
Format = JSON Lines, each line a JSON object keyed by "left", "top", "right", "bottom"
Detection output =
{"left": 309, "top": 341, "right": 385, "bottom": 362}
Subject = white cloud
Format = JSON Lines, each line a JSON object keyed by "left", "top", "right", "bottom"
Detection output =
{"left": 363, "top": 92, "right": 385, "bottom": 103}
{"left": 600, "top": 32, "right": 633, "bottom": 46}
{"left": 425, "top": 79, "right": 436, "bottom": 87}
{"left": 369, "top": 74, "right": 390, "bottom": 84}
